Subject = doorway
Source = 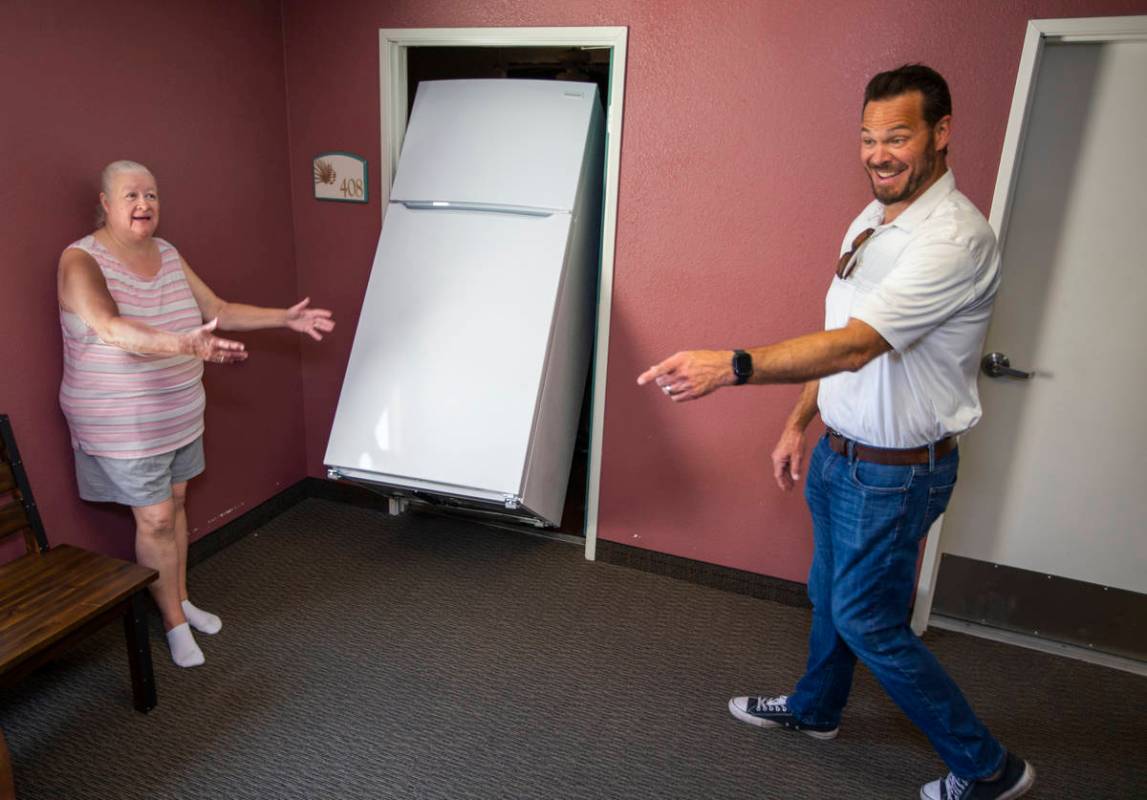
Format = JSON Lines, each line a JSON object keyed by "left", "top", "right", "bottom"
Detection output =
{"left": 912, "top": 16, "right": 1147, "bottom": 673}
{"left": 406, "top": 46, "right": 610, "bottom": 118}
{"left": 379, "top": 28, "right": 628, "bottom": 556}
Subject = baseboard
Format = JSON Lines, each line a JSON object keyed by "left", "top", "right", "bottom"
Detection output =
{"left": 187, "top": 479, "right": 311, "bottom": 568}
{"left": 595, "top": 539, "right": 810, "bottom": 609}
{"left": 189, "top": 478, "right": 811, "bottom": 610}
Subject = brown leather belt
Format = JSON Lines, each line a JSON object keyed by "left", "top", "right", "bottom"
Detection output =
{"left": 826, "top": 429, "right": 956, "bottom": 466}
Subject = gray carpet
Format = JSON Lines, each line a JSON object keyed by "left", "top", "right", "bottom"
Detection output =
{"left": 2, "top": 498, "right": 1144, "bottom": 799}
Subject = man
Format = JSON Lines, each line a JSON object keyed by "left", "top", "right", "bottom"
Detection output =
{"left": 637, "top": 65, "right": 1034, "bottom": 800}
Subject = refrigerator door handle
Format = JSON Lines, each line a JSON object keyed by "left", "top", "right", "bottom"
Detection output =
{"left": 401, "top": 200, "right": 556, "bottom": 218}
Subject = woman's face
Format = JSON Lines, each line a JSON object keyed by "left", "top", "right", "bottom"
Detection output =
{"left": 101, "top": 170, "right": 159, "bottom": 240}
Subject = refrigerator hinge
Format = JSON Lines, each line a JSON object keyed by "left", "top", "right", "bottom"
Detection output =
{"left": 502, "top": 495, "right": 522, "bottom": 510}
{"left": 326, "top": 468, "right": 343, "bottom": 480}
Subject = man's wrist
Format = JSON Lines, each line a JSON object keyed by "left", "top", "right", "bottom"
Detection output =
{"left": 731, "top": 349, "right": 753, "bottom": 385}
{"left": 784, "top": 420, "right": 808, "bottom": 437}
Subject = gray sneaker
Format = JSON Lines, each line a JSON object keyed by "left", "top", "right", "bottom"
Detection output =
{"left": 727, "top": 694, "right": 839, "bottom": 740}
{"left": 919, "top": 752, "right": 1035, "bottom": 800}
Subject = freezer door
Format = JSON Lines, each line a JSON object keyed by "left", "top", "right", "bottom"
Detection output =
{"left": 390, "top": 79, "right": 599, "bottom": 213}
{"left": 325, "top": 204, "right": 574, "bottom": 499}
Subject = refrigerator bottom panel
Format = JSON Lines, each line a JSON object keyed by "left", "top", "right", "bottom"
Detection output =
{"left": 327, "top": 467, "right": 557, "bottom": 527}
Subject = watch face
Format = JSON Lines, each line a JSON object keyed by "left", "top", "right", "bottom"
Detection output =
{"left": 733, "top": 350, "right": 752, "bottom": 379}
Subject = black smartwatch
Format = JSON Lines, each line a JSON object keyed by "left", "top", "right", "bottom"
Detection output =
{"left": 732, "top": 349, "right": 752, "bottom": 385}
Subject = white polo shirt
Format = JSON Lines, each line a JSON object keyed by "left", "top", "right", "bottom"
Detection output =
{"left": 818, "top": 170, "right": 1001, "bottom": 448}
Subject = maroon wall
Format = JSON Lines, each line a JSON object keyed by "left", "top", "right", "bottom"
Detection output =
{"left": 3, "top": 1, "right": 1142, "bottom": 580}
{"left": 0, "top": 0, "right": 306, "bottom": 561}
{"left": 281, "top": 0, "right": 1146, "bottom": 583}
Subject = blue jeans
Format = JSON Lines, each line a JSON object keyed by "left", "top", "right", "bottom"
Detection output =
{"left": 786, "top": 435, "right": 1004, "bottom": 780}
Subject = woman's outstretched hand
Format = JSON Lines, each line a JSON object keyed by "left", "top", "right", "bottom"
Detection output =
{"left": 182, "top": 318, "right": 248, "bottom": 363}
{"left": 285, "top": 297, "right": 335, "bottom": 341}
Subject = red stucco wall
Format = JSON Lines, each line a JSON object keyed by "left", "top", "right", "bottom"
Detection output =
{"left": 3, "top": 0, "right": 1143, "bottom": 581}
{"left": 281, "top": 0, "right": 1146, "bottom": 582}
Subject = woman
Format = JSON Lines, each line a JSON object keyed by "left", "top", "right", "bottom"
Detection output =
{"left": 58, "top": 160, "right": 334, "bottom": 667}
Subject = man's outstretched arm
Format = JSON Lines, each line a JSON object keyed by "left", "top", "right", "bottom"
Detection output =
{"left": 636, "top": 318, "right": 890, "bottom": 402}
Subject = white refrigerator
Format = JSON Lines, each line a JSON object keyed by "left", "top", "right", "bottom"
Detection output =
{"left": 325, "top": 79, "right": 605, "bottom": 527}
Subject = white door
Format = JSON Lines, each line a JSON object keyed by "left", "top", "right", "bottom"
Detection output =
{"left": 390, "top": 79, "right": 599, "bottom": 212}
{"left": 921, "top": 19, "right": 1147, "bottom": 656}
{"left": 325, "top": 204, "right": 573, "bottom": 500}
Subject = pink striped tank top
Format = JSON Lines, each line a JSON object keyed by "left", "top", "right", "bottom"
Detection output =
{"left": 59, "top": 235, "right": 206, "bottom": 459}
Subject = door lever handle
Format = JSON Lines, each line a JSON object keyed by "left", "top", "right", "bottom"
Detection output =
{"left": 981, "top": 352, "right": 1033, "bottom": 379}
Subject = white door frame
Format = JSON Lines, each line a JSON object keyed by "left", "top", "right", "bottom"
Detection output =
{"left": 378, "top": 27, "right": 629, "bottom": 561}
{"left": 911, "top": 14, "right": 1147, "bottom": 635}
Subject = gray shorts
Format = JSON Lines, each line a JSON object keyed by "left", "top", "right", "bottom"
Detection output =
{"left": 73, "top": 437, "right": 206, "bottom": 507}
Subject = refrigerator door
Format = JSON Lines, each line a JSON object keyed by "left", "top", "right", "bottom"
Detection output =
{"left": 325, "top": 204, "right": 573, "bottom": 502}
{"left": 390, "top": 79, "right": 599, "bottom": 213}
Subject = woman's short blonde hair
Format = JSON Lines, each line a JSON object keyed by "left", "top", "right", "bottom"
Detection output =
{"left": 95, "top": 160, "right": 154, "bottom": 227}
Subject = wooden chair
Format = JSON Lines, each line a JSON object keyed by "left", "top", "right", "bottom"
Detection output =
{"left": 0, "top": 414, "right": 158, "bottom": 715}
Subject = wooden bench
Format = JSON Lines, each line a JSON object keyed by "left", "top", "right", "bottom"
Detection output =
{"left": 0, "top": 414, "right": 159, "bottom": 717}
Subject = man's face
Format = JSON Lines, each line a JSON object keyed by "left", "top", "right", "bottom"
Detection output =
{"left": 861, "top": 91, "right": 949, "bottom": 208}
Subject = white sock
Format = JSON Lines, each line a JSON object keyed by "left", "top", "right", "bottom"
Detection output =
{"left": 166, "top": 623, "right": 205, "bottom": 668}
{"left": 181, "top": 599, "right": 222, "bottom": 635}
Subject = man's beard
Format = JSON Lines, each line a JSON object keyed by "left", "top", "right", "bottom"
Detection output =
{"left": 869, "top": 140, "right": 938, "bottom": 205}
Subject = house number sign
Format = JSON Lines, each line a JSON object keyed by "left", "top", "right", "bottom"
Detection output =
{"left": 313, "top": 152, "right": 368, "bottom": 203}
